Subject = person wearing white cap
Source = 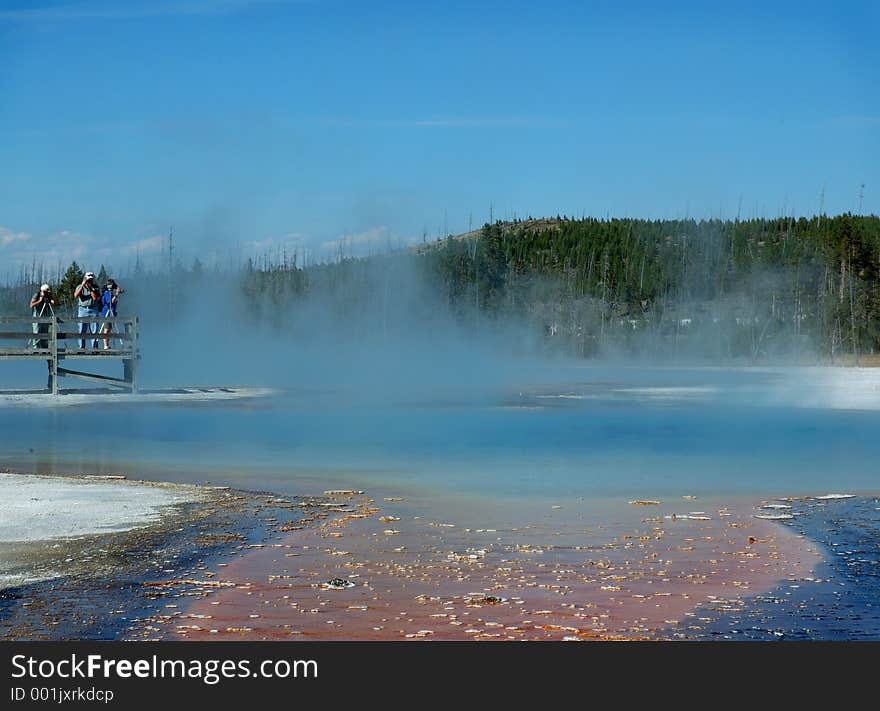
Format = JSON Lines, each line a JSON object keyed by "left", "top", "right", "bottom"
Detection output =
{"left": 29, "top": 283, "right": 57, "bottom": 350}
{"left": 74, "top": 272, "right": 101, "bottom": 349}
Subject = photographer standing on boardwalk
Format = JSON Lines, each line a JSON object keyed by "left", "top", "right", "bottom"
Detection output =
{"left": 74, "top": 272, "right": 101, "bottom": 349}
{"left": 100, "top": 278, "right": 123, "bottom": 350}
{"left": 29, "top": 284, "right": 56, "bottom": 349}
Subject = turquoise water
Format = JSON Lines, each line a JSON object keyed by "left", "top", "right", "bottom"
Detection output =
{"left": 5, "top": 364, "right": 880, "bottom": 640}
{"left": 2, "top": 366, "right": 878, "bottom": 502}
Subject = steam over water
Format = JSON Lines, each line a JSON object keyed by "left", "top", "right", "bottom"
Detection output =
{"left": 2, "top": 365, "right": 879, "bottom": 501}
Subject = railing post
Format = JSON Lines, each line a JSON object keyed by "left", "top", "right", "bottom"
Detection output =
{"left": 123, "top": 318, "right": 139, "bottom": 393}
{"left": 50, "top": 316, "right": 58, "bottom": 395}
{"left": 132, "top": 316, "right": 139, "bottom": 393}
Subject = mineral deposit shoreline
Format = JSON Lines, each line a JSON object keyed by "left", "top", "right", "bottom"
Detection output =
{"left": 0, "top": 470, "right": 332, "bottom": 640}
{"left": 5, "top": 469, "right": 869, "bottom": 642}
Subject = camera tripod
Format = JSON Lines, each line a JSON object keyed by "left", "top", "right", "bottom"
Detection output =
{"left": 31, "top": 298, "right": 56, "bottom": 349}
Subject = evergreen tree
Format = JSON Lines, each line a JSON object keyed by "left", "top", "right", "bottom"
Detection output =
{"left": 57, "top": 261, "right": 85, "bottom": 312}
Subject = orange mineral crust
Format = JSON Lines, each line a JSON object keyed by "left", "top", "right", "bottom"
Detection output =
{"left": 144, "top": 492, "right": 820, "bottom": 641}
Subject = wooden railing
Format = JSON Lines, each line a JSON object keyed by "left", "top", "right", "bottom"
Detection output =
{"left": 0, "top": 316, "right": 140, "bottom": 394}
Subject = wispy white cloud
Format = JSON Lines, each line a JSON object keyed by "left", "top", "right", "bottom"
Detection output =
{"left": 0, "top": 227, "right": 97, "bottom": 280}
{"left": 244, "top": 232, "right": 306, "bottom": 253}
{"left": 0, "top": 226, "right": 32, "bottom": 248}
{"left": 27, "top": 229, "right": 94, "bottom": 267}
{"left": 110, "top": 234, "right": 166, "bottom": 257}
{"left": 0, "top": 222, "right": 413, "bottom": 280}
{"left": 0, "top": 0, "right": 303, "bottom": 22}
{"left": 320, "top": 226, "right": 414, "bottom": 257}
{"left": 0, "top": 225, "right": 164, "bottom": 279}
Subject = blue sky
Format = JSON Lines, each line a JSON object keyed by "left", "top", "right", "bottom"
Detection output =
{"left": 1, "top": 0, "right": 878, "bottom": 274}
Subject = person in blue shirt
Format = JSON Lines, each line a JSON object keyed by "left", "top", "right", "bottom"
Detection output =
{"left": 74, "top": 272, "right": 101, "bottom": 349}
{"left": 100, "top": 278, "right": 123, "bottom": 350}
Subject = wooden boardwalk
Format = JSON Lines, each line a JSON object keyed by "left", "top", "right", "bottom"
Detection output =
{"left": 0, "top": 316, "right": 139, "bottom": 395}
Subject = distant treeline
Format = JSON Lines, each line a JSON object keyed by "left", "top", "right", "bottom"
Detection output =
{"left": 3, "top": 214, "right": 879, "bottom": 362}
{"left": 242, "top": 214, "right": 880, "bottom": 361}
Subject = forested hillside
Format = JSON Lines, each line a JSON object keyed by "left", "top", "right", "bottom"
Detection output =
{"left": 417, "top": 214, "right": 880, "bottom": 360}
{"left": 3, "top": 214, "right": 878, "bottom": 362}
{"left": 241, "top": 214, "right": 880, "bottom": 361}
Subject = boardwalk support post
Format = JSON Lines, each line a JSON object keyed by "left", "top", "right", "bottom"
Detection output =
{"left": 123, "top": 317, "right": 139, "bottom": 393}
{"left": 50, "top": 317, "right": 58, "bottom": 395}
